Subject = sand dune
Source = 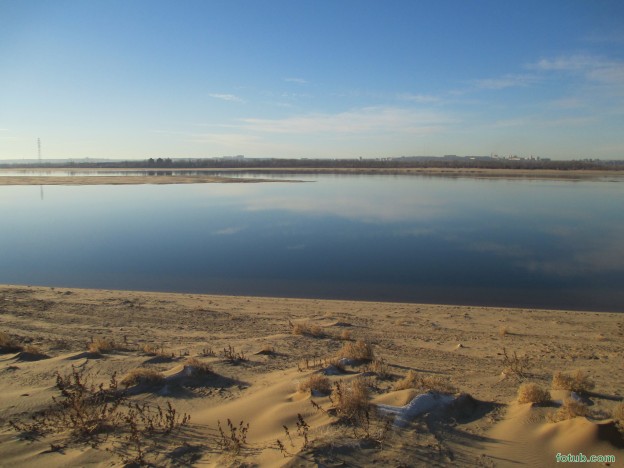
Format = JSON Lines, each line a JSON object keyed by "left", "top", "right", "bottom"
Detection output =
{"left": 0, "top": 285, "right": 622, "bottom": 466}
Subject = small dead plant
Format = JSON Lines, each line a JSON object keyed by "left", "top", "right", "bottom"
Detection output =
{"left": 330, "top": 379, "right": 370, "bottom": 421}
{"left": 289, "top": 320, "right": 324, "bottom": 338}
{"left": 336, "top": 340, "right": 374, "bottom": 362}
{"left": 185, "top": 357, "right": 212, "bottom": 376}
{"left": 551, "top": 370, "right": 595, "bottom": 393}
{"left": 216, "top": 419, "right": 249, "bottom": 455}
{"left": 365, "top": 358, "right": 390, "bottom": 379}
{"left": 21, "top": 345, "right": 49, "bottom": 358}
{"left": 221, "top": 345, "right": 247, "bottom": 363}
{"left": 548, "top": 398, "right": 588, "bottom": 422}
{"left": 517, "top": 382, "right": 551, "bottom": 404}
{"left": 501, "top": 347, "right": 530, "bottom": 378}
{"left": 313, "top": 378, "right": 391, "bottom": 443}
{"left": 298, "top": 373, "right": 332, "bottom": 395}
{"left": 0, "top": 331, "right": 23, "bottom": 353}
{"left": 120, "top": 368, "right": 165, "bottom": 387}
{"left": 276, "top": 413, "right": 310, "bottom": 457}
{"left": 393, "top": 369, "right": 457, "bottom": 394}
{"left": 88, "top": 337, "right": 120, "bottom": 354}
{"left": 142, "top": 343, "right": 170, "bottom": 357}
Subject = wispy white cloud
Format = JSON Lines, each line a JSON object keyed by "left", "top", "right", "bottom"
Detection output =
{"left": 238, "top": 106, "right": 453, "bottom": 135}
{"left": 473, "top": 74, "right": 537, "bottom": 90}
{"left": 208, "top": 93, "right": 245, "bottom": 103}
{"left": 531, "top": 54, "right": 624, "bottom": 85}
{"left": 490, "top": 115, "right": 596, "bottom": 129}
{"left": 397, "top": 93, "right": 441, "bottom": 104}
{"left": 214, "top": 226, "right": 244, "bottom": 235}
{"left": 547, "top": 97, "right": 585, "bottom": 109}
{"left": 284, "top": 77, "right": 308, "bottom": 84}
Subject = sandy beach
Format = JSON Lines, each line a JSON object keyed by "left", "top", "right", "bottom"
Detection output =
{"left": 1, "top": 284, "right": 622, "bottom": 467}
{"left": 0, "top": 174, "right": 296, "bottom": 185}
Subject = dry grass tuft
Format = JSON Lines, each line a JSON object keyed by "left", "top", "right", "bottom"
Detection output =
{"left": 420, "top": 375, "right": 457, "bottom": 394}
{"left": 393, "top": 369, "right": 457, "bottom": 394}
{"left": 290, "top": 320, "right": 324, "bottom": 338}
{"left": 0, "top": 332, "right": 23, "bottom": 353}
{"left": 185, "top": 357, "right": 212, "bottom": 376}
{"left": 613, "top": 402, "right": 624, "bottom": 421}
{"left": 499, "top": 325, "right": 509, "bottom": 337}
{"left": 365, "top": 358, "right": 390, "bottom": 379}
{"left": 298, "top": 373, "right": 332, "bottom": 395}
{"left": 88, "top": 338, "right": 120, "bottom": 354}
{"left": 121, "top": 368, "right": 165, "bottom": 387}
{"left": 548, "top": 398, "right": 588, "bottom": 422}
{"left": 331, "top": 378, "right": 369, "bottom": 419}
{"left": 336, "top": 340, "right": 374, "bottom": 362}
{"left": 21, "top": 345, "right": 49, "bottom": 358}
{"left": 340, "top": 329, "right": 352, "bottom": 341}
{"left": 551, "top": 370, "right": 595, "bottom": 393}
{"left": 393, "top": 369, "right": 419, "bottom": 391}
{"left": 142, "top": 343, "right": 169, "bottom": 356}
{"left": 257, "top": 344, "right": 275, "bottom": 355}
{"left": 517, "top": 382, "right": 551, "bottom": 404}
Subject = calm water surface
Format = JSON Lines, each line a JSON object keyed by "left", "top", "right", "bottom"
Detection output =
{"left": 1, "top": 174, "right": 623, "bottom": 311}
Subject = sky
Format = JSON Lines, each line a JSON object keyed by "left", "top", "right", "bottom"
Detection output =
{"left": 1, "top": 0, "right": 623, "bottom": 160}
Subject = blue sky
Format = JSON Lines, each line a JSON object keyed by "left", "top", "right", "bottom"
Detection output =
{"left": 1, "top": 0, "right": 623, "bottom": 160}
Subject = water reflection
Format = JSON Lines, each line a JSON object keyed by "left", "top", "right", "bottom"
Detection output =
{"left": 0, "top": 175, "right": 623, "bottom": 312}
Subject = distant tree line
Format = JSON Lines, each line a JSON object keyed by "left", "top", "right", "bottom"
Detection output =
{"left": 2, "top": 157, "right": 624, "bottom": 171}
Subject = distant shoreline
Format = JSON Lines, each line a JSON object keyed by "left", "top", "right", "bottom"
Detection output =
{"left": 0, "top": 173, "right": 299, "bottom": 185}
{"left": 1, "top": 166, "right": 623, "bottom": 185}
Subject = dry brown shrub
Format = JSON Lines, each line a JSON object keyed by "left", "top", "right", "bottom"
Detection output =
{"left": 548, "top": 398, "right": 588, "bottom": 422}
{"left": 517, "top": 382, "right": 551, "bottom": 404}
{"left": 88, "top": 338, "right": 119, "bottom": 354}
{"left": 0, "top": 332, "right": 22, "bottom": 352}
{"left": 324, "top": 357, "right": 346, "bottom": 373}
{"left": 142, "top": 344, "right": 166, "bottom": 356}
{"left": 393, "top": 370, "right": 456, "bottom": 394}
{"left": 393, "top": 369, "right": 419, "bottom": 391}
{"left": 121, "top": 368, "right": 165, "bottom": 387}
{"left": 22, "top": 344, "right": 48, "bottom": 358}
{"left": 331, "top": 379, "right": 369, "bottom": 419}
{"left": 340, "top": 329, "right": 352, "bottom": 341}
{"left": 258, "top": 344, "right": 275, "bottom": 354}
{"left": 336, "top": 340, "right": 374, "bottom": 362}
{"left": 366, "top": 358, "right": 390, "bottom": 379}
{"left": 185, "top": 357, "right": 212, "bottom": 375}
{"left": 552, "top": 370, "right": 595, "bottom": 393}
{"left": 420, "top": 375, "right": 457, "bottom": 394}
{"left": 290, "top": 321, "right": 324, "bottom": 338}
{"left": 298, "top": 373, "right": 332, "bottom": 395}
{"left": 501, "top": 347, "right": 530, "bottom": 378}
{"left": 613, "top": 402, "right": 624, "bottom": 421}
{"left": 499, "top": 325, "right": 509, "bottom": 337}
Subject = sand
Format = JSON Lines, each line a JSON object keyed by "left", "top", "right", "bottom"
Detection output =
{"left": 0, "top": 284, "right": 622, "bottom": 467}
{"left": 0, "top": 174, "right": 297, "bottom": 185}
